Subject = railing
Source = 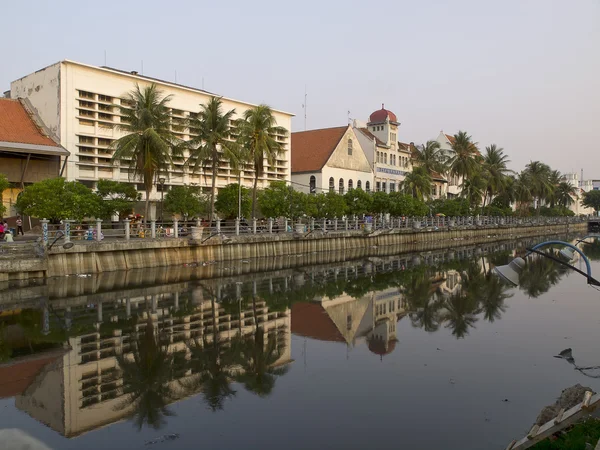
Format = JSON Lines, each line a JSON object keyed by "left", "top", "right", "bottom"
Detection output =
{"left": 33, "top": 215, "right": 586, "bottom": 246}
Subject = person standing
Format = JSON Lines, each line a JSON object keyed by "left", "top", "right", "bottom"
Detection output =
{"left": 16, "top": 216, "right": 24, "bottom": 236}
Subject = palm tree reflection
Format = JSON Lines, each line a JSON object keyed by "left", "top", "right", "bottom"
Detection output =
{"left": 115, "top": 316, "right": 178, "bottom": 430}
{"left": 518, "top": 251, "right": 568, "bottom": 298}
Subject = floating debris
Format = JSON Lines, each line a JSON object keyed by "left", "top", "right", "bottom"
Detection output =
{"left": 145, "top": 433, "right": 180, "bottom": 446}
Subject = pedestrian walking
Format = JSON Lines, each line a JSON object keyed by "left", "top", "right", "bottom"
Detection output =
{"left": 16, "top": 216, "right": 24, "bottom": 236}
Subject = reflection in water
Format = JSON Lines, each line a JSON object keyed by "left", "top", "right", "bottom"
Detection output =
{"left": 0, "top": 235, "right": 584, "bottom": 440}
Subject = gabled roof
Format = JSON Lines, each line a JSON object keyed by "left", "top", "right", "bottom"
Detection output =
{"left": 0, "top": 98, "right": 68, "bottom": 156}
{"left": 291, "top": 126, "right": 349, "bottom": 173}
{"left": 444, "top": 134, "right": 456, "bottom": 144}
{"left": 291, "top": 302, "right": 346, "bottom": 343}
{"left": 357, "top": 128, "right": 387, "bottom": 147}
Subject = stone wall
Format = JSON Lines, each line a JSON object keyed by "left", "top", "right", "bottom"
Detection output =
{"left": 39, "top": 222, "right": 585, "bottom": 278}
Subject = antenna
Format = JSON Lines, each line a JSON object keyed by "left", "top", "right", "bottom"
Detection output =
{"left": 301, "top": 85, "right": 307, "bottom": 131}
{"left": 348, "top": 110, "right": 351, "bottom": 125}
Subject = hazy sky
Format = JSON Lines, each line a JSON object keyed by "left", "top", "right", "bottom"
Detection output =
{"left": 2, "top": 0, "right": 598, "bottom": 175}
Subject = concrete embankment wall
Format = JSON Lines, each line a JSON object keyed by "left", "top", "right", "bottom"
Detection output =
{"left": 37, "top": 222, "right": 585, "bottom": 279}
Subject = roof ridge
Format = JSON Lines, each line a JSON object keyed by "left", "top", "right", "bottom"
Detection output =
{"left": 292, "top": 125, "right": 349, "bottom": 134}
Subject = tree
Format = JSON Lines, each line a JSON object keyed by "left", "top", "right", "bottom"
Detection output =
{"left": 309, "top": 191, "right": 347, "bottom": 218}
{"left": 163, "top": 185, "right": 206, "bottom": 219}
{"left": 344, "top": 188, "right": 373, "bottom": 217}
{"left": 582, "top": 190, "right": 600, "bottom": 213}
{"left": 16, "top": 177, "right": 100, "bottom": 222}
{"left": 513, "top": 172, "right": 532, "bottom": 214}
{"left": 258, "top": 181, "right": 293, "bottom": 218}
{"left": 555, "top": 181, "right": 577, "bottom": 208}
{"left": 523, "top": 161, "right": 553, "bottom": 213}
{"left": 236, "top": 105, "right": 287, "bottom": 218}
{"left": 400, "top": 166, "right": 432, "bottom": 200}
{"left": 371, "top": 192, "right": 391, "bottom": 214}
{"left": 412, "top": 140, "right": 447, "bottom": 175}
{"left": 481, "top": 145, "right": 511, "bottom": 209}
{"left": 111, "top": 84, "right": 181, "bottom": 222}
{"left": 448, "top": 131, "right": 481, "bottom": 182}
{"left": 460, "top": 168, "right": 486, "bottom": 209}
{"left": 96, "top": 180, "right": 140, "bottom": 220}
{"left": 114, "top": 317, "right": 179, "bottom": 430}
{"left": 187, "top": 97, "right": 238, "bottom": 222}
{"left": 0, "top": 174, "right": 9, "bottom": 217}
{"left": 215, "top": 183, "right": 251, "bottom": 219}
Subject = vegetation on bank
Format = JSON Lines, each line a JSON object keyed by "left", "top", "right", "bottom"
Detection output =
{"left": 530, "top": 418, "right": 600, "bottom": 450}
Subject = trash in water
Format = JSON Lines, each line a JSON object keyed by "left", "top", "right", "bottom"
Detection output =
{"left": 76, "top": 274, "right": 91, "bottom": 278}
{"left": 242, "top": 260, "right": 249, "bottom": 263}
{"left": 145, "top": 433, "right": 180, "bottom": 446}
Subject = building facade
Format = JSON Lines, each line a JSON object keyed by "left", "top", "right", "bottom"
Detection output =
{"left": 434, "top": 131, "right": 460, "bottom": 198}
{"left": 10, "top": 60, "right": 293, "bottom": 217}
{"left": 0, "top": 98, "right": 69, "bottom": 217}
{"left": 354, "top": 105, "right": 412, "bottom": 193}
{"left": 291, "top": 125, "right": 373, "bottom": 195}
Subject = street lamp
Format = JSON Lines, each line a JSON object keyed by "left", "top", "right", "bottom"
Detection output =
{"left": 494, "top": 240, "right": 600, "bottom": 287}
{"left": 158, "top": 177, "right": 166, "bottom": 222}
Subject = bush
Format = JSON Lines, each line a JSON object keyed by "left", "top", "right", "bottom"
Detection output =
{"left": 164, "top": 185, "right": 206, "bottom": 219}
{"left": 215, "top": 183, "right": 251, "bottom": 219}
{"left": 344, "top": 189, "right": 372, "bottom": 217}
{"left": 429, "top": 198, "right": 470, "bottom": 216}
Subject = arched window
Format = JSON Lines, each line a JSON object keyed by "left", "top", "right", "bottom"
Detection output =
{"left": 357, "top": 180, "right": 362, "bottom": 190}
{"left": 348, "top": 179, "right": 353, "bottom": 190}
{"left": 348, "top": 138, "right": 353, "bottom": 155}
{"left": 309, "top": 175, "right": 316, "bottom": 194}
{"left": 365, "top": 181, "right": 371, "bottom": 192}
{"left": 329, "top": 177, "right": 335, "bottom": 192}
{"left": 339, "top": 178, "right": 344, "bottom": 195}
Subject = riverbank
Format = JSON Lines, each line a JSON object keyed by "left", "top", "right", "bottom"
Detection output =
{"left": 0, "top": 220, "right": 585, "bottom": 281}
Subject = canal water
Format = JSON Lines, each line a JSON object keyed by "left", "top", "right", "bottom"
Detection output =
{"left": 1, "top": 236, "right": 600, "bottom": 450}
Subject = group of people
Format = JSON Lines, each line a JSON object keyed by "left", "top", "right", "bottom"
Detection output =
{"left": 0, "top": 216, "right": 24, "bottom": 242}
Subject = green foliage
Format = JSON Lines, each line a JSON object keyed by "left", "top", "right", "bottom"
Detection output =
{"left": 311, "top": 191, "right": 346, "bottom": 218}
{"left": 344, "top": 188, "right": 373, "bottom": 216}
{"left": 111, "top": 83, "right": 182, "bottom": 220}
{"left": 538, "top": 206, "right": 575, "bottom": 217}
{"left": 258, "top": 181, "right": 292, "bottom": 218}
{"left": 400, "top": 166, "right": 432, "bottom": 200}
{"left": 530, "top": 418, "right": 600, "bottom": 449}
{"left": 16, "top": 177, "right": 101, "bottom": 221}
{"left": 429, "top": 198, "right": 471, "bottom": 216}
{"left": 215, "top": 183, "right": 251, "bottom": 219}
{"left": 96, "top": 179, "right": 140, "bottom": 220}
{"left": 164, "top": 185, "right": 206, "bottom": 218}
{"left": 389, "top": 192, "right": 428, "bottom": 216}
{"left": 0, "top": 173, "right": 9, "bottom": 217}
{"left": 371, "top": 192, "right": 391, "bottom": 214}
{"left": 582, "top": 190, "right": 600, "bottom": 212}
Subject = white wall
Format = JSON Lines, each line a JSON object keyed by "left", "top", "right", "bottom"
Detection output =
{"left": 11, "top": 63, "right": 61, "bottom": 138}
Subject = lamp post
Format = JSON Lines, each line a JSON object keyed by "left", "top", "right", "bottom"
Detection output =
{"left": 158, "top": 177, "right": 166, "bottom": 222}
{"left": 494, "top": 240, "right": 600, "bottom": 287}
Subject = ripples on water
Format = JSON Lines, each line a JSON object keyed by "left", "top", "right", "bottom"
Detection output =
{"left": 1, "top": 235, "right": 600, "bottom": 450}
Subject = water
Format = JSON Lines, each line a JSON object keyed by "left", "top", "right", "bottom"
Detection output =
{"left": 1, "top": 236, "right": 600, "bottom": 450}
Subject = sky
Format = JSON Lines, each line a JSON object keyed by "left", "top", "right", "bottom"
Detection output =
{"left": 1, "top": 0, "right": 599, "bottom": 176}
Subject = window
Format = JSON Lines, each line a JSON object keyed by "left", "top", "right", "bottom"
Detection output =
{"left": 390, "top": 132, "right": 396, "bottom": 143}
{"left": 79, "top": 101, "right": 94, "bottom": 108}
{"left": 384, "top": 153, "right": 387, "bottom": 164}
{"left": 98, "top": 138, "right": 113, "bottom": 146}
{"left": 357, "top": 180, "right": 362, "bottom": 190}
{"left": 309, "top": 175, "right": 316, "bottom": 194}
{"left": 98, "top": 113, "right": 113, "bottom": 121}
{"left": 79, "top": 90, "right": 95, "bottom": 99}
{"left": 98, "top": 94, "right": 113, "bottom": 103}
{"left": 432, "top": 185, "right": 437, "bottom": 196}
{"left": 376, "top": 181, "right": 381, "bottom": 192}
{"left": 78, "top": 135, "right": 94, "bottom": 144}
{"left": 382, "top": 182, "right": 387, "bottom": 192}
{"left": 390, "top": 183, "right": 396, "bottom": 192}
{"left": 79, "top": 119, "right": 94, "bottom": 126}
{"left": 348, "top": 179, "right": 353, "bottom": 190}
{"left": 79, "top": 109, "right": 94, "bottom": 117}
{"left": 347, "top": 138, "right": 353, "bottom": 155}
{"left": 339, "top": 178, "right": 344, "bottom": 195}
{"left": 365, "top": 181, "right": 370, "bottom": 192}
{"left": 329, "top": 177, "right": 335, "bottom": 192}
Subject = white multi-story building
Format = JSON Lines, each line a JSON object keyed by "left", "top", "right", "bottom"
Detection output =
{"left": 10, "top": 60, "right": 293, "bottom": 216}
{"left": 354, "top": 105, "right": 412, "bottom": 193}
{"left": 291, "top": 125, "right": 373, "bottom": 194}
{"left": 435, "top": 131, "right": 460, "bottom": 198}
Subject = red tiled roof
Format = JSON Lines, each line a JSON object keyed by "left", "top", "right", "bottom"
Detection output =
{"left": 369, "top": 104, "right": 398, "bottom": 124}
{"left": 291, "top": 302, "right": 346, "bottom": 342}
{"left": 444, "top": 133, "right": 456, "bottom": 144}
{"left": 291, "top": 126, "right": 348, "bottom": 173}
{"left": 0, "top": 99, "right": 59, "bottom": 147}
{"left": 358, "top": 128, "right": 387, "bottom": 147}
{"left": 0, "top": 353, "right": 63, "bottom": 398}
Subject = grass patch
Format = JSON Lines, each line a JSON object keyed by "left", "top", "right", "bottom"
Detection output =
{"left": 531, "top": 418, "right": 600, "bottom": 449}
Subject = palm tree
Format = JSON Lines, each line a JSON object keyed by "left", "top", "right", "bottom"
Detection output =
{"left": 400, "top": 166, "right": 432, "bottom": 200}
{"left": 111, "top": 84, "right": 181, "bottom": 221}
{"left": 448, "top": 131, "right": 481, "bottom": 183}
{"left": 460, "top": 168, "right": 486, "bottom": 209}
{"left": 524, "top": 161, "right": 553, "bottom": 213}
{"left": 481, "top": 145, "right": 512, "bottom": 209}
{"left": 555, "top": 181, "right": 577, "bottom": 208}
{"left": 412, "top": 140, "right": 447, "bottom": 175}
{"left": 114, "top": 317, "right": 178, "bottom": 430}
{"left": 236, "top": 105, "right": 287, "bottom": 218}
{"left": 182, "top": 297, "right": 238, "bottom": 411}
{"left": 188, "top": 97, "right": 238, "bottom": 221}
